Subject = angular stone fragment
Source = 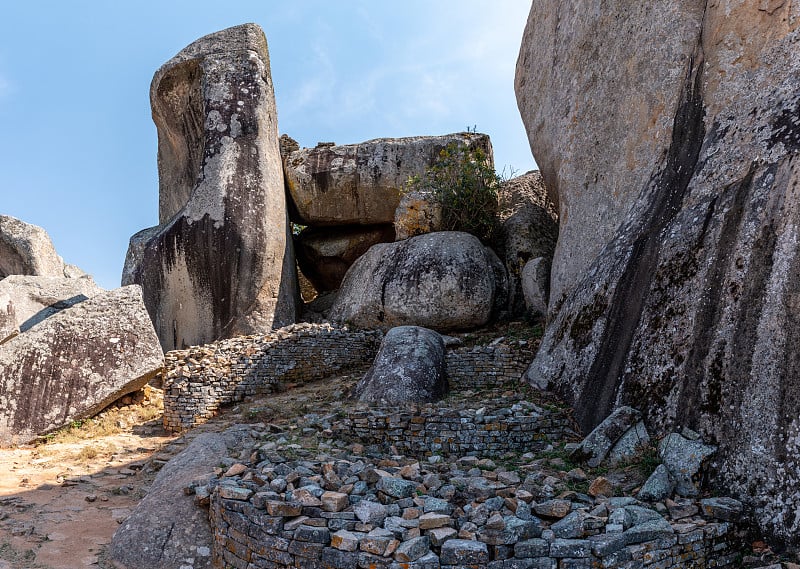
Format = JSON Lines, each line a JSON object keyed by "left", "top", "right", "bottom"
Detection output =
{"left": 124, "top": 23, "right": 298, "bottom": 351}
{"left": 331, "top": 529, "right": 361, "bottom": 552}
{"left": 376, "top": 476, "right": 417, "bottom": 499}
{"left": 418, "top": 513, "right": 451, "bottom": 530}
{"left": 700, "top": 497, "right": 743, "bottom": 521}
{"left": 533, "top": 499, "right": 571, "bottom": 519}
{"left": 265, "top": 500, "right": 303, "bottom": 517}
{"left": 440, "top": 539, "right": 489, "bottom": 565}
{"left": 427, "top": 526, "right": 457, "bottom": 547}
{"left": 0, "top": 215, "right": 77, "bottom": 278}
{"left": 354, "top": 500, "right": 388, "bottom": 526}
{"left": 394, "top": 536, "right": 430, "bottom": 562}
{"left": 607, "top": 421, "right": 650, "bottom": 465}
{"left": 331, "top": 231, "right": 507, "bottom": 331}
{"left": 549, "top": 538, "right": 591, "bottom": 559}
{"left": 622, "top": 518, "right": 674, "bottom": 544}
{"left": 352, "top": 326, "right": 447, "bottom": 405}
{"left": 659, "top": 433, "right": 716, "bottom": 497}
{"left": 0, "top": 285, "right": 163, "bottom": 444}
{"left": 217, "top": 485, "right": 252, "bottom": 501}
{"left": 570, "top": 407, "right": 642, "bottom": 468}
{"left": 638, "top": 464, "right": 674, "bottom": 503}
{"left": 296, "top": 224, "right": 395, "bottom": 292}
{"left": 285, "top": 133, "right": 492, "bottom": 226}
{"left": 394, "top": 187, "right": 442, "bottom": 241}
{"left": 294, "top": 524, "right": 331, "bottom": 544}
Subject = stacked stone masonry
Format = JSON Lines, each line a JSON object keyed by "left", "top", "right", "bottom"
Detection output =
{"left": 207, "top": 475, "right": 741, "bottom": 569}
{"left": 162, "top": 324, "right": 536, "bottom": 432}
{"left": 333, "top": 401, "right": 577, "bottom": 459}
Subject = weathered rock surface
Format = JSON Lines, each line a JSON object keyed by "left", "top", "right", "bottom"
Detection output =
{"left": 352, "top": 326, "right": 447, "bottom": 405}
{"left": 0, "top": 296, "right": 16, "bottom": 344}
{"left": 109, "top": 425, "right": 254, "bottom": 569}
{"left": 0, "top": 285, "right": 163, "bottom": 444}
{"left": 330, "top": 231, "right": 507, "bottom": 331}
{"left": 295, "top": 224, "right": 395, "bottom": 292}
{"left": 497, "top": 172, "right": 557, "bottom": 315}
{"left": 284, "top": 133, "right": 492, "bottom": 226}
{"left": 520, "top": 257, "right": 550, "bottom": 317}
{"left": 659, "top": 433, "right": 716, "bottom": 497}
{"left": 0, "top": 275, "right": 101, "bottom": 332}
{"left": 394, "top": 187, "right": 442, "bottom": 241}
{"left": 123, "top": 23, "right": 298, "bottom": 351}
{"left": 519, "top": 0, "right": 800, "bottom": 546}
{"left": 0, "top": 215, "right": 81, "bottom": 278}
{"left": 569, "top": 406, "right": 641, "bottom": 468}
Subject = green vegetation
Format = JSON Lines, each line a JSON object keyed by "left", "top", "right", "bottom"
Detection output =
{"left": 406, "top": 141, "right": 502, "bottom": 243}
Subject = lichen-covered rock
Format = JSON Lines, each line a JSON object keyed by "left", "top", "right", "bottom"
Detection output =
{"left": 0, "top": 285, "right": 163, "bottom": 444}
{"left": 394, "top": 187, "right": 442, "bottom": 241}
{"left": 0, "top": 275, "right": 101, "bottom": 332}
{"left": 0, "top": 296, "right": 16, "bottom": 344}
{"left": 352, "top": 326, "right": 447, "bottom": 405}
{"left": 569, "top": 406, "right": 642, "bottom": 468}
{"left": 124, "top": 23, "right": 298, "bottom": 351}
{"left": 497, "top": 172, "right": 557, "bottom": 316}
{"left": 284, "top": 133, "right": 492, "bottom": 226}
{"left": 295, "top": 224, "right": 395, "bottom": 292}
{"left": 659, "top": 433, "right": 715, "bottom": 497}
{"left": 518, "top": 0, "right": 800, "bottom": 546}
{"left": 330, "top": 231, "right": 507, "bottom": 331}
{"left": 109, "top": 425, "right": 254, "bottom": 569}
{"left": 0, "top": 215, "right": 80, "bottom": 278}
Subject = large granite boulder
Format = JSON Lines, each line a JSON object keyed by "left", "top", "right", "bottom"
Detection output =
{"left": 295, "top": 224, "right": 395, "bottom": 292}
{"left": 0, "top": 285, "right": 163, "bottom": 445}
{"left": 123, "top": 24, "right": 298, "bottom": 352}
{"left": 517, "top": 0, "right": 800, "bottom": 547}
{"left": 0, "top": 275, "right": 101, "bottom": 332}
{"left": 0, "top": 297, "right": 16, "bottom": 344}
{"left": 284, "top": 133, "right": 492, "bottom": 226}
{"left": 110, "top": 425, "right": 255, "bottom": 569}
{"left": 352, "top": 326, "right": 447, "bottom": 405}
{"left": 330, "top": 231, "right": 507, "bottom": 331}
{"left": 0, "top": 215, "right": 82, "bottom": 278}
{"left": 497, "top": 171, "right": 558, "bottom": 315}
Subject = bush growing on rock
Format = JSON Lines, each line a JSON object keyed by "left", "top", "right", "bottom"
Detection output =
{"left": 405, "top": 142, "right": 501, "bottom": 243}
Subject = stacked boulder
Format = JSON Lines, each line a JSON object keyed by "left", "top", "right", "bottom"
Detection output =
{"left": 0, "top": 215, "right": 85, "bottom": 279}
{"left": 285, "top": 133, "right": 492, "bottom": 293}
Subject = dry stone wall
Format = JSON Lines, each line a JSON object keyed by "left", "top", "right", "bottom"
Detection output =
{"left": 163, "top": 325, "right": 536, "bottom": 433}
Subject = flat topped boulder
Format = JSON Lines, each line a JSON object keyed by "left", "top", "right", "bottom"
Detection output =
{"left": 0, "top": 215, "right": 83, "bottom": 278}
{"left": 352, "top": 326, "right": 447, "bottom": 405}
{"left": 0, "top": 274, "right": 101, "bottom": 332}
{"left": 330, "top": 231, "right": 507, "bottom": 331}
{"left": 284, "top": 133, "right": 492, "bottom": 226}
{"left": 123, "top": 23, "right": 298, "bottom": 351}
{"left": 0, "top": 285, "right": 163, "bottom": 444}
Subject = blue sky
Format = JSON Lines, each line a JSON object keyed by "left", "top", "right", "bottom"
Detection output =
{"left": 0, "top": 1, "right": 535, "bottom": 289}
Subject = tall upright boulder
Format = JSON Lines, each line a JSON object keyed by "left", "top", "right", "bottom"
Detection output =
{"left": 123, "top": 24, "right": 298, "bottom": 351}
{"left": 0, "top": 215, "right": 83, "bottom": 278}
{"left": 517, "top": 0, "right": 800, "bottom": 547}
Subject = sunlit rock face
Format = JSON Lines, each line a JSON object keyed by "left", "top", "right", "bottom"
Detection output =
{"left": 123, "top": 23, "right": 298, "bottom": 351}
{"left": 517, "top": 0, "right": 800, "bottom": 547}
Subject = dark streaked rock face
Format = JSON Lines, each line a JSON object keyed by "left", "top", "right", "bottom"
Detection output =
{"left": 0, "top": 285, "right": 163, "bottom": 445}
{"left": 352, "top": 326, "right": 447, "bottom": 405}
{"left": 517, "top": 0, "right": 800, "bottom": 547}
{"left": 330, "top": 231, "right": 507, "bottom": 332}
{"left": 123, "top": 23, "right": 298, "bottom": 351}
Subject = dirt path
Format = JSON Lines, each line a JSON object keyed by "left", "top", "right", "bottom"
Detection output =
{"left": 0, "top": 392, "right": 181, "bottom": 569}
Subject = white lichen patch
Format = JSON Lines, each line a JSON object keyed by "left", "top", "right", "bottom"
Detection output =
{"left": 184, "top": 137, "right": 240, "bottom": 228}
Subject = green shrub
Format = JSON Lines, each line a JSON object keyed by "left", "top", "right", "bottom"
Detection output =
{"left": 406, "top": 141, "right": 501, "bottom": 243}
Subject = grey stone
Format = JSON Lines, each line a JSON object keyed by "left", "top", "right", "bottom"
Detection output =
{"left": 549, "top": 538, "right": 591, "bottom": 558}
{"left": 427, "top": 526, "right": 457, "bottom": 547}
{"left": 607, "top": 421, "right": 650, "bottom": 465}
{"left": 376, "top": 476, "right": 417, "bottom": 499}
{"left": 331, "top": 231, "right": 507, "bottom": 332}
{"left": 638, "top": 464, "right": 673, "bottom": 502}
{"left": 109, "top": 425, "right": 254, "bottom": 569}
{"left": 394, "top": 535, "right": 430, "bottom": 562}
{"left": 533, "top": 499, "right": 571, "bottom": 519}
{"left": 124, "top": 23, "right": 298, "bottom": 351}
{"left": 659, "top": 433, "right": 715, "bottom": 497}
{"left": 518, "top": 0, "right": 800, "bottom": 548}
{"left": 550, "top": 511, "right": 586, "bottom": 539}
{"left": 700, "top": 497, "right": 743, "bottom": 521}
{"left": 0, "top": 295, "right": 17, "bottom": 344}
{"left": 622, "top": 506, "right": 663, "bottom": 527}
{"left": 0, "top": 215, "right": 78, "bottom": 278}
{"left": 0, "top": 275, "right": 101, "bottom": 332}
{"left": 294, "top": 524, "right": 331, "bottom": 544}
{"left": 440, "top": 539, "right": 489, "bottom": 565}
{"left": 394, "top": 187, "right": 442, "bottom": 241}
{"left": 285, "top": 133, "right": 492, "bottom": 226}
{"left": 622, "top": 518, "right": 674, "bottom": 545}
{"left": 296, "top": 225, "right": 395, "bottom": 292}
{"left": 498, "top": 171, "right": 558, "bottom": 316}
{"left": 354, "top": 500, "right": 388, "bottom": 526}
{"left": 352, "top": 326, "right": 447, "bottom": 405}
{"left": 514, "top": 538, "right": 550, "bottom": 558}
{"left": 570, "top": 407, "right": 641, "bottom": 468}
{"left": 0, "top": 285, "right": 163, "bottom": 445}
